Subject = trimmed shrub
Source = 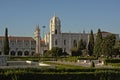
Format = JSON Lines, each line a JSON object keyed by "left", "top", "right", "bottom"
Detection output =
{"left": 104, "top": 59, "right": 120, "bottom": 63}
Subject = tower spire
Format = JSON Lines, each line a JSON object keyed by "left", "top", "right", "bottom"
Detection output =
{"left": 34, "top": 24, "right": 41, "bottom": 54}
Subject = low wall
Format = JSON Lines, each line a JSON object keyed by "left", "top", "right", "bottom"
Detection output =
{"left": 0, "top": 55, "right": 7, "bottom": 66}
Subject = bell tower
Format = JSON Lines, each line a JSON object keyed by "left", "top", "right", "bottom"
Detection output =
{"left": 49, "top": 15, "right": 61, "bottom": 49}
{"left": 50, "top": 15, "right": 61, "bottom": 34}
{"left": 34, "top": 24, "right": 41, "bottom": 54}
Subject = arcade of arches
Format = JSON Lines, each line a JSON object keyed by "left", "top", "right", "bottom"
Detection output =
{"left": 10, "top": 51, "right": 35, "bottom": 56}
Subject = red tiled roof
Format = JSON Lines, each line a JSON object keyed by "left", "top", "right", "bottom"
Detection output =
{"left": 41, "top": 40, "right": 45, "bottom": 44}
{"left": 101, "top": 31, "right": 113, "bottom": 34}
{"left": 0, "top": 36, "right": 35, "bottom": 41}
{"left": 0, "top": 36, "right": 46, "bottom": 44}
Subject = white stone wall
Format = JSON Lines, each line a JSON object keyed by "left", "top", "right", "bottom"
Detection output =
{"left": 49, "top": 33, "right": 89, "bottom": 55}
{"left": 0, "top": 38, "right": 36, "bottom": 56}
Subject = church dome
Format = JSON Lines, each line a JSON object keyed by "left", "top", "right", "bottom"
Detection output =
{"left": 50, "top": 15, "right": 61, "bottom": 34}
{"left": 50, "top": 16, "right": 61, "bottom": 23}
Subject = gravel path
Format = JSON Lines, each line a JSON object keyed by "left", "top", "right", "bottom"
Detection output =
{"left": 48, "top": 60, "right": 113, "bottom": 68}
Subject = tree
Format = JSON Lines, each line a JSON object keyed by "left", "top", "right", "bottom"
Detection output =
{"left": 83, "top": 40, "right": 87, "bottom": 49}
{"left": 78, "top": 39, "right": 84, "bottom": 50}
{"left": 2, "top": 28, "right": 10, "bottom": 55}
{"left": 51, "top": 47, "right": 63, "bottom": 57}
{"left": 43, "top": 50, "right": 52, "bottom": 57}
{"left": 93, "top": 29, "right": 102, "bottom": 57}
{"left": 77, "top": 39, "right": 83, "bottom": 55}
{"left": 71, "top": 39, "right": 84, "bottom": 56}
{"left": 71, "top": 47, "right": 79, "bottom": 56}
{"left": 88, "top": 30, "right": 94, "bottom": 56}
{"left": 101, "top": 34, "right": 116, "bottom": 57}
{"left": 113, "top": 41, "right": 120, "bottom": 56}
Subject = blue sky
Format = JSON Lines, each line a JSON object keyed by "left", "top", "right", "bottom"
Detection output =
{"left": 0, "top": 0, "right": 120, "bottom": 37}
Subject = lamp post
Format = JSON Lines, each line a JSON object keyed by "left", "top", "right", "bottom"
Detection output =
{"left": 42, "top": 26, "right": 46, "bottom": 56}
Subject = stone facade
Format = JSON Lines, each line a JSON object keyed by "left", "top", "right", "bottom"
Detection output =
{"left": 45, "top": 16, "right": 89, "bottom": 55}
{"left": 45, "top": 15, "right": 120, "bottom": 55}
{"left": 0, "top": 15, "right": 119, "bottom": 56}
{"left": 0, "top": 25, "right": 47, "bottom": 56}
{"left": 0, "top": 36, "right": 36, "bottom": 56}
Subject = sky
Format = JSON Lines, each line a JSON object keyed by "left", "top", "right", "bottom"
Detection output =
{"left": 0, "top": 0, "right": 120, "bottom": 37}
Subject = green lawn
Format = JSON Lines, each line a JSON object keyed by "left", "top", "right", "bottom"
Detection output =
{"left": 44, "top": 61, "right": 84, "bottom": 69}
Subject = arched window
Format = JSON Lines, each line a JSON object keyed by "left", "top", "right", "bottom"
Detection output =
{"left": 18, "top": 51, "right": 22, "bottom": 56}
{"left": 0, "top": 51, "right": 1, "bottom": 55}
{"left": 55, "top": 39, "right": 58, "bottom": 45}
{"left": 11, "top": 51, "right": 16, "bottom": 56}
{"left": 55, "top": 29, "right": 57, "bottom": 34}
{"left": 24, "top": 51, "right": 29, "bottom": 56}
{"left": 64, "top": 40, "right": 66, "bottom": 45}
{"left": 73, "top": 40, "right": 77, "bottom": 48}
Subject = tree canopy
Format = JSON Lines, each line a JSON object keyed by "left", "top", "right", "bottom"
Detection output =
{"left": 93, "top": 29, "right": 102, "bottom": 57}
{"left": 71, "top": 39, "right": 86, "bottom": 56}
{"left": 101, "top": 34, "right": 116, "bottom": 57}
{"left": 2, "top": 28, "right": 10, "bottom": 55}
{"left": 88, "top": 30, "right": 94, "bottom": 56}
{"left": 44, "top": 47, "right": 63, "bottom": 57}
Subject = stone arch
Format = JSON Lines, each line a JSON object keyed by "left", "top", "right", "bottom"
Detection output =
{"left": 24, "top": 51, "right": 29, "bottom": 56}
{"left": 18, "top": 51, "right": 22, "bottom": 56}
{"left": 10, "top": 51, "right": 16, "bottom": 56}
{"left": 73, "top": 40, "right": 77, "bottom": 47}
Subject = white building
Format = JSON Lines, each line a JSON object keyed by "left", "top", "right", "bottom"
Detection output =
{"left": 45, "top": 16, "right": 89, "bottom": 55}
{"left": 0, "top": 25, "right": 47, "bottom": 56}
{"left": 45, "top": 15, "right": 120, "bottom": 55}
{"left": 0, "top": 36, "right": 36, "bottom": 56}
{"left": 0, "top": 15, "right": 119, "bottom": 56}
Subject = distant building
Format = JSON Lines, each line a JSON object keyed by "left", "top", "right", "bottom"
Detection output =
{"left": 0, "top": 36, "right": 35, "bottom": 56}
{"left": 0, "top": 25, "right": 48, "bottom": 56}
{"left": 45, "top": 15, "right": 120, "bottom": 55}
{"left": 0, "top": 15, "right": 119, "bottom": 56}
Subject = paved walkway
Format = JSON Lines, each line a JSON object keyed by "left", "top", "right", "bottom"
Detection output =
{"left": 0, "top": 61, "right": 55, "bottom": 69}
{"left": 0, "top": 60, "right": 113, "bottom": 69}
{"left": 48, "top": 60, "right": 113, "bottom": 68}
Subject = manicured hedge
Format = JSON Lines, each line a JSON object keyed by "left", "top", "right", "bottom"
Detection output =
{"left": 1, "top": 68, "right": 120, "bottom": 73}
{"left": 0, "top": 71, "right": 120, "bottom": 80}
{"left": 60, "top": 56, "right": 97, "bottom": 62}
{"left": 8, "top": 56, "right": 40, "bottom": 61}
{"left": 78, "top": 57, "right": 97, "bottom": 60}
{"left": 8, "top": 56, "right": 98, "bottom": 62}
{"left": 8, "top": 56, "right": 58, "bottom": 61}
{"left": 104, "top": 59, "right": 120, "bottom": 63}
{"left": 0, "top": 68, "right": 120, "bottom": 80}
